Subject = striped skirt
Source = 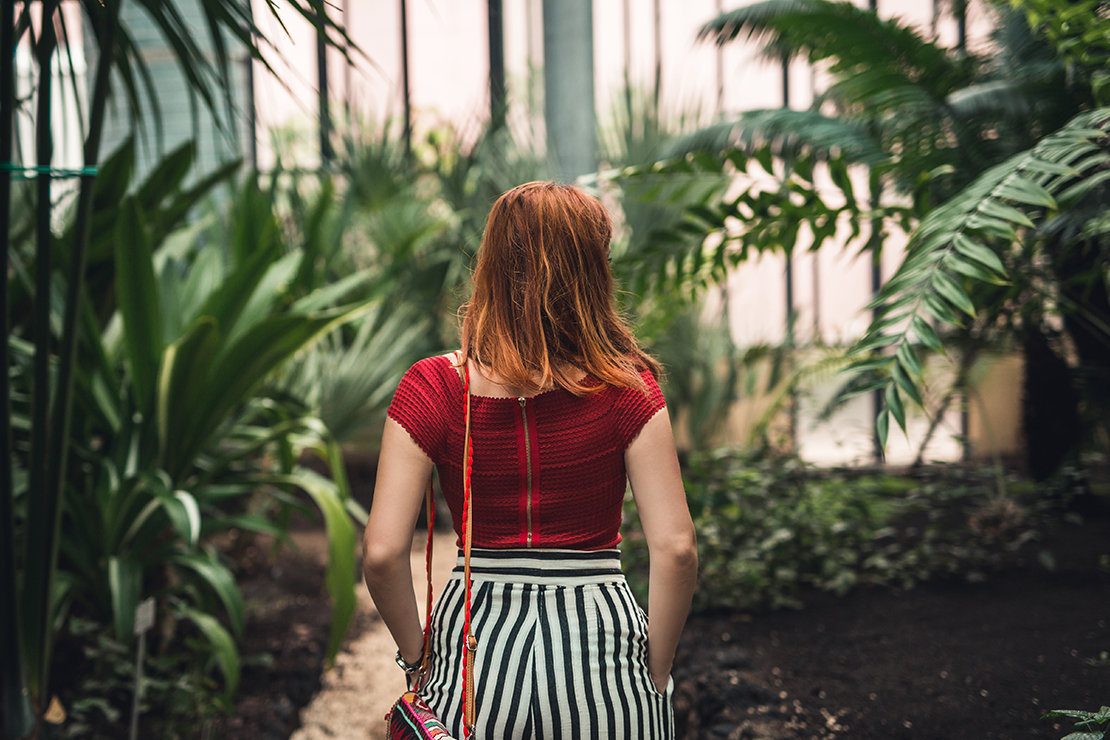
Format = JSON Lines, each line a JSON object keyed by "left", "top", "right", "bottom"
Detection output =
{"left": 417, "top": 548, "right": 675, "bottom": 739}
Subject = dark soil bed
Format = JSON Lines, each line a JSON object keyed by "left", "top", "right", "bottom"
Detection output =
{"left": 212, "top": 522, "right": 373, "bottom": 740}
{"left": 218, "top": 513, "right": 1109, "bottom": 740}
{"left": 672, "top": 515, "right": 1110, "bottom": 740}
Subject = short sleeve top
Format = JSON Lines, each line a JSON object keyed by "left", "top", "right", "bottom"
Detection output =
{"left": 386, "top": 355, "right": 666, "bottom": 549}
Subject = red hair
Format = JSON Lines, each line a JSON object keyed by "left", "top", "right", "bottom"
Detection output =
{"left": 459, "top": 181, "right": 659, "bottom": 395}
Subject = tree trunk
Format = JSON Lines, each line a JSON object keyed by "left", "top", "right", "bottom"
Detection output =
{"left": 1022, "top": 323, "right": 1081, "bottom": 480}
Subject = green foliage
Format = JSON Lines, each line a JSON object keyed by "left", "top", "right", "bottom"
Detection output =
{"left": 845, "top": 108, "right": 1110, "bottom": 441}
{"left": 1016, "top": 0, "right": 1110, "bottom": 103}
{"left": 623, "top": 453, "right": 1050, "bottom": 612}
{"left": 3, "top": 2, "right": 363, "bottom": 734}
{"left": 1043, "top": 705, "right": 1110, "bottom": 740}
{"left": 57, "top": 617, "right": 225, "bottom": 740}
{"left": 603, "top": 144, "right": 859, "bottom": 307}
{"left": 615, "top": 0, "right": 1110, "bottom": 463}
{"left": 5, "top": 139, "right": 374, "bottom": 731}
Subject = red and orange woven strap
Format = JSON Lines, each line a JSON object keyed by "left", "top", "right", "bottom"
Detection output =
{"left": 413, "top": 359, "right": 476, "bottom": 736}
{"left": 461, "top": 363, "right": 476, "bottom": 737}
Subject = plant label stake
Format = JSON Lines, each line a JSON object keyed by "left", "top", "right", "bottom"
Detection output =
{"left": 130, "top": 598, "right": 155, "bottom": 740}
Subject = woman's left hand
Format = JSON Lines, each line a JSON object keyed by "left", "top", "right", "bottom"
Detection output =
{"left": 650, "top": 669, "right": 670, "bottom": 695}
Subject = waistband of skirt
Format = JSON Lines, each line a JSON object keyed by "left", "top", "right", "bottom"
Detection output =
{"left": 450, "top": 547, "right": 624, "bottom": 585}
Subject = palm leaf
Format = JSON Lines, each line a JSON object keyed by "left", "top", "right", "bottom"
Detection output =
{"left": 663, "top": 109, "right": 885, "bottom": 166}
{"left": 845, "top": 107, "right": 1110, "bottom": 435}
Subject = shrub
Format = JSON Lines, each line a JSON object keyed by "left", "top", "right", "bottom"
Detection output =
{"left": 622, "top": 450, "right": 1048, "bottom": 612}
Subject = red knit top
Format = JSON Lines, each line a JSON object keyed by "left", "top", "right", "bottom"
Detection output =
{"left": 387, "top": 355, "right": 666, "bottom": 550}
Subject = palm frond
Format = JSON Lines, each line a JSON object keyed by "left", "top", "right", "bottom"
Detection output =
{"left": 663, "top": 108, "right": 885, "bottom": 166}
{"left": 699, "top": 0, "right": 967, "bottom": 102}
{"left": 844, "top": 107, "right": 1110, "bottom": 442}
{"left": 946, "top": 80, "right": 1034, "bottom": 119}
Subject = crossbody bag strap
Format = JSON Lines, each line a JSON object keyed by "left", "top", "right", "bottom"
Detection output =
{"left": 461, "top": 362, "right": 477, "bottom": 737}
{"left": 414, "top": 479, "right": 436, "bottom": 688}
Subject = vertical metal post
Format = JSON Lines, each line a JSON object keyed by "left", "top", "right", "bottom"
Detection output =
{"left": 955, "top": 0, "right": 967, "bottom": 53}
{"left": 715, "top": 0, "right": 724, "bottom": 115}
{"left": 782, "top": 54, "right": 797, "bottom": 450}
{"left": 542, "top": 0, "right": 597, "bottom": 181}
{"left": 812, "top": 253, "right": 821, "bottom": 343}
{"left": 870, "top": 176, "right": 885, "bottom": 464}
{"left": 652, "top": 0, "right": 661, "bottom": 114}
{"left": 868, "top": 0, "right": 885, "bottom": 464}
{"left": 0, "top": 0, "right": 33, "bottom": 729}
{"left": 317, "top": 1, "right": 332, "bottom": 163}
{"left": 245, "top": 11, "right": 257, "bottom": 171}
{"left": 26, "top": 1, "right": 59, "bottom": 701}
{"left": 622, "top": 0, "right": 632, "bottom": 118}
{"left": 400, "top": 0, "right": 412, "bottom": 159}
{"left": 343, "top": 0, "right": 352, "bottom": 116}
{"left": 488, "top": 0, "right": 506, "bottom": 130}
{"left": 129, "top": 632, "right": 146, "bottom": 740}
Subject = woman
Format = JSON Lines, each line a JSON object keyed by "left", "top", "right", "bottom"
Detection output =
{"left": 363, "top": 181, "right": 697, "bottom": 739}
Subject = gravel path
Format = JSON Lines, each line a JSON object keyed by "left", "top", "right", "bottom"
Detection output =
{"left": 291, "top": 531, "right": 458, "bottom": 740}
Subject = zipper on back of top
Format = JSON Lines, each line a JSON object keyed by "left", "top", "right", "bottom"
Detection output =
{"left": 518, "top": 397, "right": 534, "bottom": 547}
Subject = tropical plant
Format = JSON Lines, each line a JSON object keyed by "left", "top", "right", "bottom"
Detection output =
{"left": 1043, "top": 705, "right": 1110, "bottom": 740}
{"left": 2, "top": 1, "right": 361, "bottom": 734}
{"left": 621, "top": 452, "right": 1053, "bottom": 612}
{"left": 5, "top": 138, "right": 371, "bottom": 735}
{"left": 610, "top": 0, "right": 1110, "bottom": 471}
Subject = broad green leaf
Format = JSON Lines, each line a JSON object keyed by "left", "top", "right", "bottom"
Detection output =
{"left": 260, "top": 469, "right": 357, "bottom": 666}
{"left": 158, "top": 318, "right": 221, "bottom": 474}
{"left": 1018, "top": 156, "right": 1080, "bottom": 177}
{"left": 885, "top": 384, "right": 906, "bottom": 433}
{"left": 876, "top": 409, "right": 890, "bottom": 450}
{"left": 931, "top": 272, "right": 977, "bottom": 318}
{"left": 996, "top": 176, "right": 1057, "bottom": 209}
{"left": 158, "top": 490, "right": 201, "bottom": 548}
{"left": 910, "top": 316, "right": 944, "bottom": 353}
{"left": 172, "top": 552, "right": 244, "bottom": 637}
{"left": 952, "top": 234, "right": 1007, "bottom": 275}
{"left": 975, "top": 199, "right": 1034, "bottom": 227}
{"left": 896, "top": 342, "right": 923, "bottom": 379}
{"left": 291, "top": 270, "right": 375, "bottom": 313}
{"left": 891, "top": 361, "right": 924, "bottom": 407}
{"left": 200, "top": 514, "right": 294, "bottom": 545}
{"left": 923, "top": 292, "right": 963, "bottom": 327}
{"left": 848, "top": 332, "right": 900, "bottom": 355}
{"left": 134, "top": 140, "right": 196, "bottom": 214}
{"left": 225, "top": 248, "right": 305, "bottom": 347}
{"left": 965, "top": 215, "right": 1020, "bottom": 242}
{"left": 192, "top": 219, "right": 280, "bottom": 336}
{"left": 181, "top": 607, "right": 240, "bottom": 694}
{"left": 943, "top": 252, "right": 1008, "bottom": 284}
{"left": 167, "top": 303, "right": 372, "bottom": 480}
{"left": 1058, "top": 169, "right": 1110, "bottom": 204}
{"left": 119, "top": 497, "right": 162, "bottom": 549}
{"left": 114, "top": 198, "right": 163, "bottom": 414}
{"left": 108, "top": 555, "right": 142, "bottom": 642}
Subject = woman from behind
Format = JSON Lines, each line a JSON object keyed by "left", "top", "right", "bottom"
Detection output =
{"left": 363, "top": 181, "right": 697, "bottom": 738}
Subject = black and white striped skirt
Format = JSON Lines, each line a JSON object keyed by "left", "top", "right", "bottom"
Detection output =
{"left": 417, "top": 548, "right": 675, "bottom": 739}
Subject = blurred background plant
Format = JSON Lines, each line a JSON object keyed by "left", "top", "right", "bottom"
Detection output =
{"left": 611, "top": 0, "right": 1110, "bottom": 479}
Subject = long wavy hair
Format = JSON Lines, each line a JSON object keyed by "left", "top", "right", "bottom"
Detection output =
{"left": 459, "top": 181, "right": 660, "bottom": 395}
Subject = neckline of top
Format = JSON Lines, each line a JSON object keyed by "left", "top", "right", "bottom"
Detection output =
{"left": 438, "top": 354, "right": 594, "bottom": 401}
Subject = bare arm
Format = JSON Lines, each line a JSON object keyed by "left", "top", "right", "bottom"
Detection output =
{"left": 362, "top": 417, "right": 435, "bottom": 664}
{"left": 625, "top": 408, "right": 698, "bottom": 693}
